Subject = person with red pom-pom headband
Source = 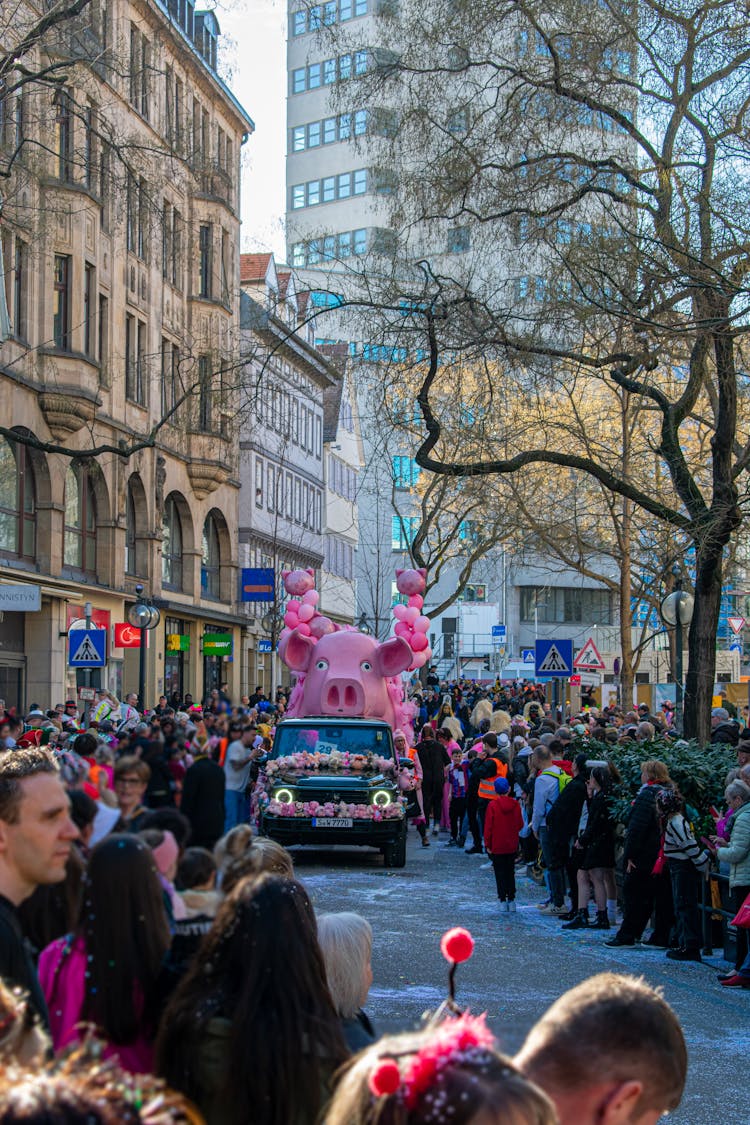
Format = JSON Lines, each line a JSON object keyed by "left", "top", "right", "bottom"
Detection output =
{"left": 325, "top": 927, "right": 557, "bottom": 1125}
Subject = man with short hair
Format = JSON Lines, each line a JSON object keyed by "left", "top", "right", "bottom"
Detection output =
{"left": 516, "top": 973, "right": 686, "bottom": 1125}
{"left": 223, "top": 725, "right": 257, "bottom": 830}
{"left": 119, "top": 692, "right": 140, "bottom": 727}
{"left": 0, "top": 748, "right": 78, "bottom": 1025}
{"left": 710, "top": 706, "right": 740, "bottom": 746}
{"left": 531, "top": 745, "right": 568, "bottom": 915}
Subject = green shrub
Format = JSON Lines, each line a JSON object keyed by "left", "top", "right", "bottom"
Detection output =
{"left": 570, "top": 737, "right": 736, "bottom": 837}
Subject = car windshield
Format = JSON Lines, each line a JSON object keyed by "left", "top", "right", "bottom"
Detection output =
{"left": 271, "top": 723, "right": 393, "bottom": 760}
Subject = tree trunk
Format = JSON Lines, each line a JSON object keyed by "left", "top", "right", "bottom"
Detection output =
{"left": 618, "top": 495, "right": 635, "bottom": 710}
{"left": 683, "top": 546, "right": 723, "bottom": 742}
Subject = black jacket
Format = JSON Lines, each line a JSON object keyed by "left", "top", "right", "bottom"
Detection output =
{"left": 417, "top": 739, "right": 449, "bottom": 791}
{"left": 545, "top": 774, "right": 588, "bottom": 862}
{"left": 0, "top": 894, "right": 49, "bottom": 1028}
{"left": 181, "top": 756, "right": 226, "bottom": 849}
{"left": 710, "top": 721, "right": 740, "bottom": 747}
{"left": 623, "top": 783, "right": 667, "bottom": 870}
{"left": 579, "top": 791, "right": 616, "bottom": 870}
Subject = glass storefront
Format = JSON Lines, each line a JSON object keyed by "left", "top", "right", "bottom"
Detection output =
{"left": 164, "top": 616, "right": 190, "bottom": 706}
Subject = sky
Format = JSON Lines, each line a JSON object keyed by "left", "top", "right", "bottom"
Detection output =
{"left": 216, "top": 0, "right": 288, "bottom": 260}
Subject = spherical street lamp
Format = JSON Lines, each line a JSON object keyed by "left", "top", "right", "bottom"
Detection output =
{"left": 129, "top": 585, "right": 161, "bottom": 710}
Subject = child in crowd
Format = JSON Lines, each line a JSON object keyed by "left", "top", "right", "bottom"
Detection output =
{"left": 484, "top": 777, "right": 524, "bottom": 911}
{"left": 657, "top": 787, "right": 710, "bottom": 962}
{"left": 446, "top": 747, "right": 470, "bottom": 847}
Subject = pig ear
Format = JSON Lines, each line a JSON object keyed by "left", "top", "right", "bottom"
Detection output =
{"left": 418, "top": 568, "right": 427, "bottom": 579}
{"left": 395, "top": 569, "right": 403, "bottom": 578}
{"left": 375, "top": 636, "right": 413, "bottom": 678}
{"left": 281, "top": 629, "right": 315, "bottom": 672}
{"left": 306, "top": 567, "right": 315, "bottom": 578}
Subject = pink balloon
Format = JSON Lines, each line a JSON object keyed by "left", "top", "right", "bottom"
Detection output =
{"left": 298, "top": 604, "right": 315, "bottom": 623}
{"left": 424, "top": 647, "right": 432, "bottom": 660}
{"left": 412, "top": 651, "right": 428, "bottom": 667}
{"left": 393, "top": 604, "right": 408, "bottom": 621}
{"left": 414, "top": 616, "right": 430, "bottom": 633}
{"left": 302, "top": 590, "right": 319, "bottom": 606}
{"left": 394, "top": 621, "right": 411, "bottom": 638}
{"left": 286, "top": 600, "right": 301, "bottom": 614}
{"left": 411, "top": 632, "right": 428, "bottom": 651}
{"left": 284, "top": 611, "right": 299, "bottom": 628}
{"left": 404, "top": 606, "right": 419, "bottom": 624}
{"left": 310, "top": 615, "right": 335, "bottom": 638}
{"left": 296, "top": 622, "right": 311, "bottom": 636}
{"left": 407, "top": 594, "right": 424, "bottom": 609}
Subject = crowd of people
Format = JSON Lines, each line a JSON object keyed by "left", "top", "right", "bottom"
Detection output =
{"left": 0, "top": 672, "right": 746, "bottom": 1121}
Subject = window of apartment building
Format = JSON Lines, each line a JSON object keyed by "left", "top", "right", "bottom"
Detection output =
{"left": 0, "top": 88, "right": 25, "bottom": 152}
{"left": 54, "top": 88, "right": 73, "bottom": 181}
{"left": 0, "top": 437, "right": 36, "bottom": 561}
{"left": 201, "top": 514, "right": 221, "bottom": 598}
{"left": 126, "top": 174, "right": 147, "bottom": 258}
{"left": 161, "top": 337, "right": 179, "bottom": 418}
{"left": 125, "top": 314, "right": 147, "bottom": 405}
{"left": 255, "top": 457, "right": 264, "bottom": 507}
{"left": 64, "top": 465, "right": 97, "bottom": 575}
{"left": 83, "top": 263, "right": 95, "bottom": 358}
{"left": 98, "top": 141, "right": 111, "bottom": 229}
{"left": 125, "top": 481, "right": 138, "bottom": 575}
{"left": 199, "top": 223, "right": 212, "bottom": 297}
{"left": 165, "top": 67, "right": 183, "bottom": 150}
{"left": 220, "top": 229, "right": 230, "bottom": 304}
{"left": 391, "top": 515, "right": 418, "bottom": 551}
{"left": 519, "top": 585, "right": 614, "bottom": 624}
{"left": 291, "top": 169, "right": 367, "bottom": 209}
{"left": 129, "top": 24, "right": 150, "bottom": 119}
{"left": 292, "top": 0, "right": 366, "bottom": 34}
{"left": 198, "top": 354, "right": 212, "bottom": 430}
{"left": 84, "top": 105, "right": 97, "bottom": 190}
{"left": 98, "top": 293, "right": 109, "bottom": 378}
{"left": 161, "top": 495, "right": 183, "bottom": 590}
{"left": 8, "top": 237, "right": 29, "bottom": 341}
{"left": 266, "top": 464, "right": 275, "bottom": 512}
{"left": 392, "top": 455, "right": 420, "bottom": 489}
{"left": 294, "top": 478, "right": 302, "bottom": 523}
{"left": 162, "top": 202, "right": 182, "bottom": 287}
{"left": 52, "top": 255, "right": 71, "bottom": 350}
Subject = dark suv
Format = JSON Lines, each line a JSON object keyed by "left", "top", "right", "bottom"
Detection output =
{"left": 257, "top": 717, "right": 407, "bottom": 867}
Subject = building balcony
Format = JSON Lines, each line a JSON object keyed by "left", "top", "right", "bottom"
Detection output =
{"left": 37, "top": 350, "right": 101, "bottom": 439}
{"left": 186, "top": 428, "right": 234, "bottom": 498}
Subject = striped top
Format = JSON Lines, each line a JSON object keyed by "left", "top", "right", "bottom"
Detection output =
{"left": 664, "top": 813, "right": 710, "bottom": 873}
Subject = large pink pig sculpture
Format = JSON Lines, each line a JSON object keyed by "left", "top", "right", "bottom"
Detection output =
{"left": 280, "top": 629, "right": 413, "bottom": 725}
{"left": 277, "top": 568, "right": 432, "bottom": 738}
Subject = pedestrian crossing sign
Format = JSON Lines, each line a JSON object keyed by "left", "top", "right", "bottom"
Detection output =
{"left": 535, "top": 638, "right": 573, "bottom": 677}
{"left": 69, "top": 628, "right": 106, "bottom": 667}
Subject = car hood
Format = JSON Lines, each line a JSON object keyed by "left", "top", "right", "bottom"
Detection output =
{"left": 270, "top": 770, "right": 394, "bottom": 789}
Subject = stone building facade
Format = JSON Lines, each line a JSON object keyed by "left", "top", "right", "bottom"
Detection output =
{"left": 0, "top": 0, "right": 253, "bottom": 710}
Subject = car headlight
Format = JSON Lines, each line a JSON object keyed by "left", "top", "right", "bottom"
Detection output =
{"left": 372, "top": 789, "right": 392, "bottom": 807}
{"left": 274, "top": 787, "right": 295, "bottom": 805}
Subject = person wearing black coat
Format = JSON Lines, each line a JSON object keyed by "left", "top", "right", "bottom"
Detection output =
{"left": 545, "top": 755, "right": 589, "bottom": 913}
{"left": 416, "top": 728, "right": 450, "bottom": 836}
{"left": 606, "top": 761, "right": 675, "bottom": 947}
{"left": 180, "top": 751, "right": 226, "bottom": 850}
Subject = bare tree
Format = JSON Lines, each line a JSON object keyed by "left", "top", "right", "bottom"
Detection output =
{"left": 316, "top": 0, "right": 750, "bottom": 739}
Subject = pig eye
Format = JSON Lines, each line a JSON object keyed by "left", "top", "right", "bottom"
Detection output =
{"left": 315, "top": 659, "right": 329, "bottom": 670}
{"left": 360, "top": 661, "right": 372, "bottom": 671}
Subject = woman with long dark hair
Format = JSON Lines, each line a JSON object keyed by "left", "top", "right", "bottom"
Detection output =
{"left": 38, "top": 834, "right": 171, "bottom": 1073}
{"left": 156, "top": 874, "right": 349, "bottom": 1125}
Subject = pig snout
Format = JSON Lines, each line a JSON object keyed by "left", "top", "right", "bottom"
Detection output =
{"left": 322, "top": 678, "right": 365, "bottom": 714}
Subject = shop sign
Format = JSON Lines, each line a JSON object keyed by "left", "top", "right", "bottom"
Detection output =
{"left": 68, "top": 606, "right": 111, "bottom": 630}
{"left": 78, "top": 687, "right": 96, "bottom": 701}
{"left": 0, "top": 584, "right": 41, "bottom": 612}
{"left": 114, "top": 623, "right": 142, "bottom": 648}
{"left": 203, "top": 632, "right": 233, "bottom": 656}
{"left": 166, "top": 634, "right": 190, "bottom": 651}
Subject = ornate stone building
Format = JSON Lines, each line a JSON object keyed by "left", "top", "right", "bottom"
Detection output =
{"left": 0, "top": 0, "right": 253, "bottom": 709}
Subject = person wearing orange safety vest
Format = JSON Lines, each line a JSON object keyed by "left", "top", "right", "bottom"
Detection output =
{"left": 476, "top": 734, "right": 509, "bottom": 838}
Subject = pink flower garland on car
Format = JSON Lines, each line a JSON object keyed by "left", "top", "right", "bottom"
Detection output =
{"left": 263, "top": 751, "right": 395, "bottom": 778}
{"left": 264, "top": 798, "right": 405, "bottom": 820}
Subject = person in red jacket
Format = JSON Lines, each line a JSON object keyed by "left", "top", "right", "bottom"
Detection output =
{"left": 484, "top": 777, "right": 524, "bottom": 912}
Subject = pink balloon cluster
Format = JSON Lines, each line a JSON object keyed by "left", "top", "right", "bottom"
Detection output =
{"left": 393, "top": 568, "right": 432, "bottom": 671}
{"left": 279, "top": 570, "right": 337, "bottom": 645}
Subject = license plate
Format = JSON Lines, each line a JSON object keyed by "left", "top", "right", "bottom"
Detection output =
{"left": 312, "top": 817, "right": 353, "bottom": 828}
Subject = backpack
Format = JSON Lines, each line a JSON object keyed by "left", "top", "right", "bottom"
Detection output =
{"left": 542, "top": 767, "right": 571, "bottom": 795}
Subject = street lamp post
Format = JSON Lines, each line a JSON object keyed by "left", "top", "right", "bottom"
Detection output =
{"left": 659, "top": 566, "right": 694, "bottom": 735}
{"left": 128, "top": 585, "right": 161, "bottom": 713}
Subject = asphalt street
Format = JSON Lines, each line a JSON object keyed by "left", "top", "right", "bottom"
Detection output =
{"left": 294, "top": 828, "right": 749, "bottom": 1125}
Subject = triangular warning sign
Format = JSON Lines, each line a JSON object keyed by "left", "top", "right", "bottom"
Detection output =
{"left": 728, "top": 616, "right": 746, "bottom": 635}
{"left": 574, "top": 636, "right": 606, "bottom": 670}
{"left": 71, "top": 634, "right": 101, "bottom": 662}
{"left": 538, "top": 644, "right": 571, "bottom": 673}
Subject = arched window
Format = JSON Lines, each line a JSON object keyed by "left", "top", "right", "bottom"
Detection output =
{"left": 162, "top": 495, "right": 183, "bottom": 590}
{"left": 125, "top": 482, "right": 137, "bottom": 575}
{"left": 64, "top": 464, "right": 97, "bottom": 574}
{"left": 0, "top": 437, "right": 36, "bottom": 560}
{"left": 201, "top": 513, "right": 221, "bottom": 598}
